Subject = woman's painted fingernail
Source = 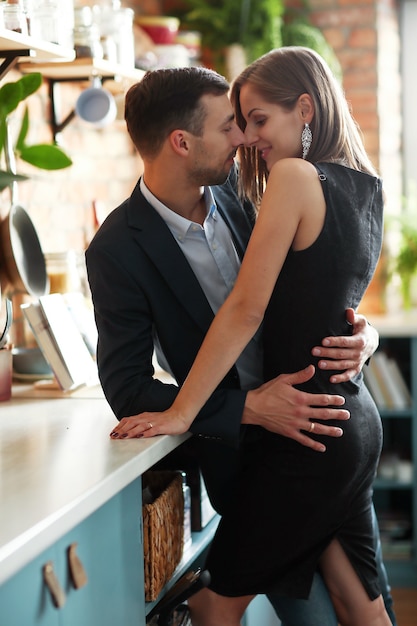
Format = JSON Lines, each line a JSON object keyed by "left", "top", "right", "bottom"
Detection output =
{"left": 120, "top": 433, "right": 128, "bottom": 438}
{"left": 110, "top": 432, "right": 119, "bottom": 438}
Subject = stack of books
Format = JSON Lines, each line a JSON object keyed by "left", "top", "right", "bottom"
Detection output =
{"left": 363, "top": 350, "right": 412, "bottom": 410}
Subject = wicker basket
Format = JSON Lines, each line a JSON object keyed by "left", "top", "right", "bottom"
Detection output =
{"left": 143, "top": 471, "right": 185, "bottom": 601}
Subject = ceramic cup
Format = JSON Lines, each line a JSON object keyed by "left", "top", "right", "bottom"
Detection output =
{"left": 75, "top": 80, "right": 117, "bottom": 128}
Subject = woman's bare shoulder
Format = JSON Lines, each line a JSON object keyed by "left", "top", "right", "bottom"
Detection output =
{"left": 267, "top": 159, "right": 321, "bottom": 199}
{"left": 270, "top": 157, "right": 317, "bottom": 178}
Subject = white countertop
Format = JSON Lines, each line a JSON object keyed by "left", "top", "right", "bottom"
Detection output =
{"left": 0, "top": 384, "right": 188, "bottom": 585}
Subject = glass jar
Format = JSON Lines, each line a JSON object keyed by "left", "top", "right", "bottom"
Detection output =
{"left": 30, "top": 0, "right": 60, "bottom": 44}
{"left": 45, "top": 251, "right": 82, "bottom": 295}
{"left": 100, "top": 33, "right": 118, "bottom": 63}
{"left": 74, "top": 23, "right": 103, "bottom": 60}
{"left": 74, "top": 5, "right": 93, "bottom": 30}
{"left": 114, "top": 7, "right": 135, "bottom": 68}
{"left": 30, "top": 0, "right": 74, "bottom": 47}
{"left": 21, "top": 0, "right": 33, "bottom": 35}
{"left": 3, "top": 1, "right": 28, "bottom": 35}
{"left": 96, "top": 6, "right": 134, "bottom": 68}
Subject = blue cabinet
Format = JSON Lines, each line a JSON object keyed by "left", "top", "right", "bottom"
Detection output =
{"left": 0, "top": 478, "right": 144, "bottom": 626}
{"left": 1, "top": 545, "right": 59, "bottom": 626}
{"left": 0, "top": 475, "right": 220, "bottom": 626}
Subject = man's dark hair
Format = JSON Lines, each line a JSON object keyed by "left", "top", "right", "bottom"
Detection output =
{"left": 125, "top": 66, "right": 230, "bottom": 159}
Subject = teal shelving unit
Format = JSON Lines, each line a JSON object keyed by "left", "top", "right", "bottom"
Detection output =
{"left": 368, "top": 313, "right": 417, "bottom": 587}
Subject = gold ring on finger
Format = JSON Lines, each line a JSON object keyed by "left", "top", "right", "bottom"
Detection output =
{"left": 310, "top": 422, "right": 315, "bottom": 432}
{"left": 148, "top": 422, "right": 153, "bottom": 430}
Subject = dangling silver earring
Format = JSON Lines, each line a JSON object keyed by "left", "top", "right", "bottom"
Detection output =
{"left": 301, "top": 122, "right": 312, "bottom": 159}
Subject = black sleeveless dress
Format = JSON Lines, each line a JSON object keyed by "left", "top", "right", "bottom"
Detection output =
{"left": 205, "top": 163, "right": 385, "bottom": 600}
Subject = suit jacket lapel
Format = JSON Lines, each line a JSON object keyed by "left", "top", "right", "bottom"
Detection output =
{"left": 212, "top": 178, "right": 254, "bottom": 261}
{"left": 126, "top": 180, "right": 254, "bottom": 333}
{"left": 127, "top": 185, "right": 215, "bottom": 333}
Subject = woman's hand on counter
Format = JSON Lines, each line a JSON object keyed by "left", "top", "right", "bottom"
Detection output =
{"left": 110, "top": 410, "right": 190, "bottom": 439}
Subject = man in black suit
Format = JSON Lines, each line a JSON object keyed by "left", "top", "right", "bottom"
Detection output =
{"left": 86, "top": 67, "right": 395, "bottom": 625}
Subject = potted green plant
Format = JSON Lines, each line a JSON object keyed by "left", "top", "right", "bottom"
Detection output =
{"left": 0, "top": 72, "right": 72, "bottom": 192}
{"left": 170, "top": 0, "right": 282, "bottom": 76}
{"left": 390, "top": 207, "right": 417, "bottom": 310}
{"left": 181, "top": 0, "right": 282, "bottom": 64}
{"left": 175, "top": 0, "right": 341, "bottom": 79}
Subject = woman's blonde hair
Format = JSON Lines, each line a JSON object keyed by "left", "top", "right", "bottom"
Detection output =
{"left": 230, "top": 46, "right": 378, "bottom": 205}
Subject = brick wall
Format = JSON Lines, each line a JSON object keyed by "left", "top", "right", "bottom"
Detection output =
{"left": 305, "top": 0, "right": 402, "bottom": 215}
{"left": 303, "top": 0, "right": 403, "bottom": 313}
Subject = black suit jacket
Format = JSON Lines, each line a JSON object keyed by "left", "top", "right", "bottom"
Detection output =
{"left": 86, "top": 167, "right": 255, "bottom": 511}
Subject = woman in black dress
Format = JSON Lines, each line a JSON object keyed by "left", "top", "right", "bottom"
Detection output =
{"left": 121, "top": 48, "right": 390, "bottom": 625}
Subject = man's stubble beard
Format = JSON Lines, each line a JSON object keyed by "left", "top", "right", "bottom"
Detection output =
{"left": 188, "top": 158, "right": 233, "bottom": 188}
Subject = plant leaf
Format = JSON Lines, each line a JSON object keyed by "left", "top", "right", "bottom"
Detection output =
{"left": 0, "top": 73, "right": 72, "bottom": 174}
{"left": 0, "top": 74, "right": 42, "bottom": 120}
{"left": 0, "top": 117, "right": 6, "bottom": 160}
{"left": 18, "top": 73, "right": 43, "bottom": 100}
{"left": 0, "top": 169, "right": 29, "bottom": 192}
{"left": 0, "top": 81, "right": 24, "bottom": 117}
{"left": 19, "top": 144, "right": 73, "bottom": 170}
{"left": 15, "top": 107, "right": 30, "bottom": 151}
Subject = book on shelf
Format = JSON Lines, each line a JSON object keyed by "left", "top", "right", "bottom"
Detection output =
{"left": 363, "top": 362, "right": 387, "bottom": 409}
{"left": 21, "top": 293, "right": 98, "bottom": 392}
{"left": 384, "top": 355, "right": 412, "bottom": 409}
{"left": 370, "top": 352, "right": 394, "bottom": 409}
{"left": 364, "top": 350, "right": 412, "bottom": 410}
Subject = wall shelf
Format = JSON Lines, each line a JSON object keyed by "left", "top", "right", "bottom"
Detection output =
{"left": 0, "top": 28, "right": 75, "bottom": 78}
{"left": 18, "top": 56, "right": 145, "bottom": 82}
{"left": 1, "top": 30, "right": 145, "bottom": 141}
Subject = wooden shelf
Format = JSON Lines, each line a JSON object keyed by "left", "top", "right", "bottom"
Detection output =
{"left": 0, "top": 29, "right": 74, "bottom": 79}
{"left": 18, "top": 56, "right": 145, "bottom": 83}
{"left": 1, "top": 30, "right": 144, "bottom": 85}
{"left": 0, "top": 28, "right": 75, "bottom": 60}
